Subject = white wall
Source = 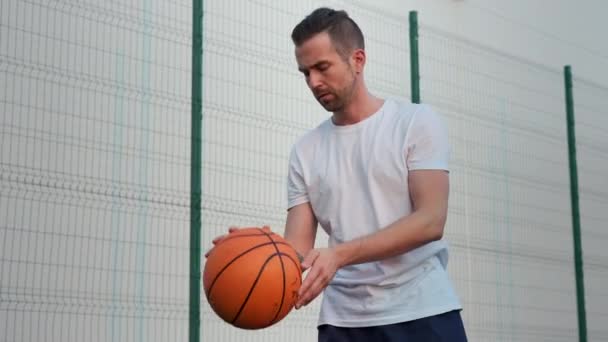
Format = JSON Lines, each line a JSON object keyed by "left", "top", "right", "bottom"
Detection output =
{"left": 365, "top": 0, "right": 608, "bottom": 86}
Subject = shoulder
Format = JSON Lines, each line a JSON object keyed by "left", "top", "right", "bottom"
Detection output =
{"left": 383, "top": 98, "right": 436, "bottom": 118}
{"left": 378, "top": 98, "right": 430, "bottom": 124}
{"left": 383, "top": 100, "right": 446, "bottom": 132}
{"left": 290, "top": 119, "right": 331, "bottom": 158}
{"left": 378, "top": 99, "right": 441, "bottom": 135}
{"left": 408, "top": 103, "right": 447, "bottom": 134}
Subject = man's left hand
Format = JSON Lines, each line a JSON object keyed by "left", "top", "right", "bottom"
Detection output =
{"left": 295, "top": 248, "right": 341, "bottom": 309}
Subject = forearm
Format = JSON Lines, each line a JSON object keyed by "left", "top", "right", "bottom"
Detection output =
{"left": 334, "top": 209, "right": 445, "bottom": 267}
{"left": 283, "top": 203, "right": 318, "bottom": 257}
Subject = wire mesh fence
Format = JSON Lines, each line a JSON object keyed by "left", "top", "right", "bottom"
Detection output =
{"left": 572, "top": 78, "right": 608, "bottom": 341}
{"left": 1, "top": 1, "right": 606, "bottom": 341}
{"left": 1, "top": 0, "right": 192, "bottom": 341}
{"left": 417, "top": 23, "right": 578, "bottom": 341}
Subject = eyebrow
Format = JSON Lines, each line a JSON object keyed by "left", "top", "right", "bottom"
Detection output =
{"left": 298, "top": 61, "right": 330, "bottom": 73}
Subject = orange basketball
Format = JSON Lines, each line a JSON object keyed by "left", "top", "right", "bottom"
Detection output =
{"left": 203, "top": 226, "right": 302, "bottom": 329}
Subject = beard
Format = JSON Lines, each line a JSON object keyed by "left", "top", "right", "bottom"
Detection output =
{"left": 317, "top": 92, "right": 343, "bottom": 112}
{"left": 315, "top": 70, "right": 357, "bottom": 113}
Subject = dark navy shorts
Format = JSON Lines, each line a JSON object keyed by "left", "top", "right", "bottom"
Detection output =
{"left": 318, "top": 310, "right": 467, "bottom": 342}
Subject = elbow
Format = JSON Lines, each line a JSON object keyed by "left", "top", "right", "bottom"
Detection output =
{"left": 426, "top": 212, "right": 447, "bottom": 242}
{"left": 427, "top": 225, "right": 444, "bottom": 242}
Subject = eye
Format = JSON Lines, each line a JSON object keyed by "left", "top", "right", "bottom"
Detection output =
{"left": 318, "top": 64, "right": 329, "bottom": 72}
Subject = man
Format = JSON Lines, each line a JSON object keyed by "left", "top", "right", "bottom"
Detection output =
{"left": 208, "top": 7, "right": 467, "bottom": 341}
{"left": 285, "top": 7, "right": 467, "bottom": 341}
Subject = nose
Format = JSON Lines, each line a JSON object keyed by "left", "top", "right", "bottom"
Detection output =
{"left": 307, "top": 71, "right": 323, "bottom": 90}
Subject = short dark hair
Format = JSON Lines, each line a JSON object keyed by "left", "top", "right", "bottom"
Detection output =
{"left": 291, "top": 8, "right": 365, "bottom": 59}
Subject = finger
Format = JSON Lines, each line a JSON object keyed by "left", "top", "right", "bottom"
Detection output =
{"left": 212, "top": 235, "right": 226, "bottom": 244}
{"left": 301, "top": 250, "right": 320, "bottom": 271}
{"left": 303, "top": 275, "right": 327, "bottom": 307}
{"left": 297, "top": 272, "right": 327, "bottom": 308}
{"left": 297, "top": 262, "right": 325, "bottom": 306}
{"left": 204, "top": 247, "right": 214, "bottom": 258}
{"left": 213, "top": 226, "right": 240, "bottom": 244}
{"left": 298, "top": 263, "right": 320, "bottom": 299}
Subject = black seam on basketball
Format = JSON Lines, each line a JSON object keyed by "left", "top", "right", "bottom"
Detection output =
{"left": 275, "top": 253, "right": 302, "bottom": 285}
{"left": 206, "top": 241, "right": 293, "bottom": 297}
{"left": 258, "top": 228, "right": 287, "bottom": 325}
{"left": 219, "top": 232, "right": 271, "bottom": 244}
{"left": 270, "top": 252, "right": 302, "bottom": 325}
{"left": 231, "top": 253, "right": 279, "bottom": 325}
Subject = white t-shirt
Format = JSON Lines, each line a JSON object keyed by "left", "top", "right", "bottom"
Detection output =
{"left": 287, "top": 99, "right": 462, "bottom": 327}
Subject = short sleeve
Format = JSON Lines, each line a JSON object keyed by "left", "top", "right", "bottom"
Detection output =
{"left": 405, "top": 105, "right": 450, "bottom": 171}
{"left": 287, "top": 146, "right": 309, "bottom": 210}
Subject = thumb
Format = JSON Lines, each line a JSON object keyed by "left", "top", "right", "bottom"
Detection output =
{"left": 301, "top": 250, "right": 319, "bottom": 271}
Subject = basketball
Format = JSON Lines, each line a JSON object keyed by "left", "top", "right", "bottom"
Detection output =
{"left": 203, "top": 226, "right": 302, "bottom": 329}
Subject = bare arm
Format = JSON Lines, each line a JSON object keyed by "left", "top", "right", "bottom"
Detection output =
{"left": 283, "top": 202, "right": 318, "bottom": 260}
{"left": 335, "top": 169, "right": 448, "bottom": 266}
{"left": 295, "top": 169, "right": 449, "bottom": 308}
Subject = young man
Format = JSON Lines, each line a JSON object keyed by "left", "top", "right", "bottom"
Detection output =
{"left": 284, "top": 7, "right": 467, "bottom": 341}
{"left": 207, "top": 7, "right": 467, "bottom": 341}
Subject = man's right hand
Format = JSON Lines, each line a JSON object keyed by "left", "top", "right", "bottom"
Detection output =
{"left": 204, "top": 226, "right": 240, "bottom": 258}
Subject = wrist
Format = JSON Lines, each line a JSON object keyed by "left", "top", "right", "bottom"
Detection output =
{"left": 333, "top": 239, "right": 362, "bottom": 268}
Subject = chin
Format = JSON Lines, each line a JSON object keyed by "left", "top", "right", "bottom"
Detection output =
{"left": 322, "top": 105, "right": 340, "bottom": 112}
{"left": 318, "top": 100, "right": 341, "bottom": 112}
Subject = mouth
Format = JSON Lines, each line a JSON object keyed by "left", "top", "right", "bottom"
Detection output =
{"left": 317, "top": 93, "right": 332, "bottom": 101}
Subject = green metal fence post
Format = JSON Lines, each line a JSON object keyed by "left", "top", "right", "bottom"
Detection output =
{"left": 190, "top": 0, "right": 203, "bottom": 342}
{"left": 409, "top": 11, "right": 420, "bottom": 104}
{"left": 564, "top": 65, "right": 587, "bottom": 342}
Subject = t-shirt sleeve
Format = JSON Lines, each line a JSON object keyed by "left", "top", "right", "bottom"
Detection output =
{"left": 405, "top": 104, "right": 451, "bottom": 171}
{"left": 287, "top": 146, "right": 309, "bottom": 210}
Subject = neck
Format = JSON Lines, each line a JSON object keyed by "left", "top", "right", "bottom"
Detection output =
{"left": 332, "top": 84, "right": 384, "bottom": 126}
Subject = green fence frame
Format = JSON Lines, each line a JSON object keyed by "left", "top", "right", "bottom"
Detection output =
{"left": 564, "top": 65, "right": 587, "bottom": 342}
{"left": 408, "top": 12, "right": 588, "bottom": 342}
{"left": 190, "top": 1, "right": 204, "bottom": 342}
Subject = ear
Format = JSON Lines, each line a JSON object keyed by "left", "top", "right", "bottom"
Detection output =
{"left": 351, "top": 49, "right": 366, "bottom": 74}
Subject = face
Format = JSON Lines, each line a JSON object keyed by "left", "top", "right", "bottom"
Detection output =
{"left": 295, "top": 32, "right": 361, "bottom": 112}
